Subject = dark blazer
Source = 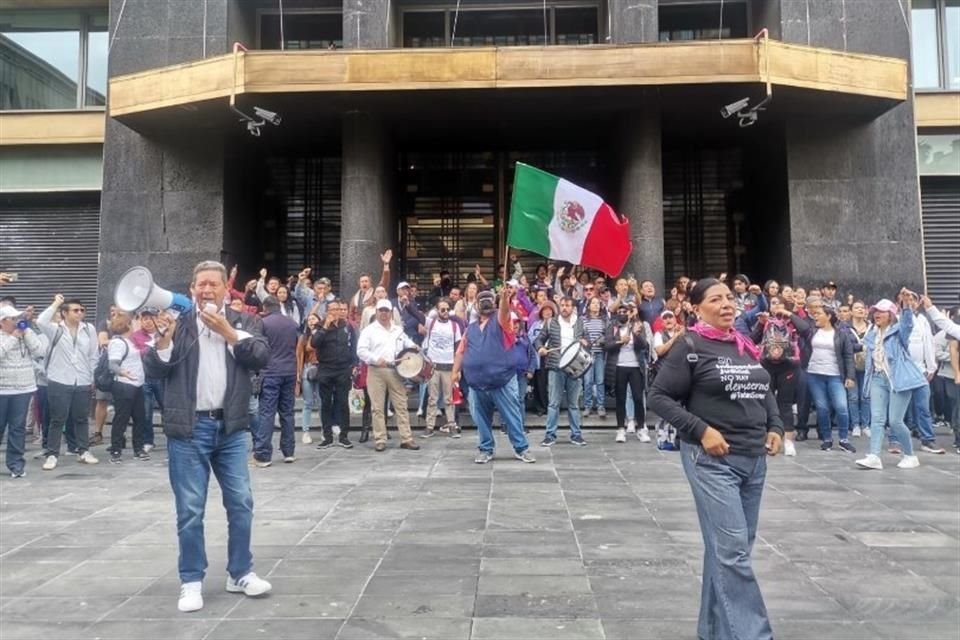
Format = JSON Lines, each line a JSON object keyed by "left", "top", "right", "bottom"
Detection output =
{"left": 144, "top": 308, "right": 269, "bottom": 440}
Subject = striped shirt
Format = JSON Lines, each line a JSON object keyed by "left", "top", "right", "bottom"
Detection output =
{"left": 582, "top": 316, "right": 607, "bottom": 353}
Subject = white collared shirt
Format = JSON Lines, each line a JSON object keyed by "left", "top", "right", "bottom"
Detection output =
{"left": 558, "top": 314, "right": 577, "bottom": 352}
{"left": 157, "top": 308, "right": 252, "bottom": 411}
{"left": 357, "top": 320, "right": 416, "bottom": 365}
{"left": 36, "top": 303, "right": 98, "bottom": 387}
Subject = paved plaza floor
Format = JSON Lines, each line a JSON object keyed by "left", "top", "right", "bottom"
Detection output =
{"left": 1, "top": 429, "right": 958, "bottom": 640}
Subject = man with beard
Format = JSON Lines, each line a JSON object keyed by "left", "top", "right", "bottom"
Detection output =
{"left": 311, "top": 299, "right": 357, "bottom": 449}
{"left": 453, "top": 287, "right": 535, "bottom": 464}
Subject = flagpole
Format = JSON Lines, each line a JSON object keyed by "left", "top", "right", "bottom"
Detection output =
{"left": 503, "top": 242, "right": 511, "bottom": 285}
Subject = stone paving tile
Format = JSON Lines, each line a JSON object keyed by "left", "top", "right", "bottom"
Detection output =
{"left": 0, "top": 429, "right": 958, "bottom": 640}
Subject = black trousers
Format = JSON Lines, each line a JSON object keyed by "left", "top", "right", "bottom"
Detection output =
{"left": 317, "top": 374, "right": 351, "bottom": 439}
{"left": 532, "top": 368, "right": 549, "bottom": 413}
{"left": 763, "top": 360, "right": 798, "bottom": 432}
{"left": 45, "top": 381, "right": 90, "bottom": 456}
{"left": 110, "top": 381, "right": 147, "bottom": 454}
{"left": 615, "top": 366, "right": 645, "bottom": 429}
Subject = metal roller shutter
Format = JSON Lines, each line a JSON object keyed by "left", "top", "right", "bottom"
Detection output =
{"left": 0, "top": 193, "right": 101, "bottom": 318}
{"left": 920, "top": 177, "right": 960, "bottom": 307}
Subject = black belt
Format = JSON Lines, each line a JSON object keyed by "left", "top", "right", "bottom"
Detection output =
{"left": 434, "top": 363, "right": 454, "bottom": 371}
{"left": 196, "top": 409, "right": 224, "bottom": 420}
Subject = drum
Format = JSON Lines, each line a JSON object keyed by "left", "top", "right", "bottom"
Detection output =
{"left": 395, "top": 348, "right": 435, "bottom": 384}
{"left": 558, "top": 342, "right": 594, "bottom": 379}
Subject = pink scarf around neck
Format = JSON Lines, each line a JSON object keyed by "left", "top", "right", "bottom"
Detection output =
{"left": 690, "top": 321, "right": 761, "bottom": 360}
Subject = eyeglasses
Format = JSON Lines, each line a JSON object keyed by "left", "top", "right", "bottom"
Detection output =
{"left": 438, "top": 308, "right": 450, "bottom": 313}
{"left": 585, "top": 287, "right": 594, "bottom": 291}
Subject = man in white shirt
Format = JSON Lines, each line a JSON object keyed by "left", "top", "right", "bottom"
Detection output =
{"left": 145, "top": 261, "right": 272, "bottom": 613}
{"left": 422, "top": 298, "right": 461, "bottom": 438}
{"left": 357, "top": 299, "right": 421, "bottom": 452}
{"left": 36, "top": 295, "right": 100, "bottom": 469}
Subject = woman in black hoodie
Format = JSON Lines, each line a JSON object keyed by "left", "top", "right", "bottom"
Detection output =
{"left": 649, "top": 279, "right": 782, "bottom": 640}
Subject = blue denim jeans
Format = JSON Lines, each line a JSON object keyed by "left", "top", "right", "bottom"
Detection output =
{"left": 167, "top": 418, "right": 254, "bottom": 583}
{"left": 0, "top": 392, "right": 31, "bottom": 475}
{"left": 852, "top": 370, "right": 871, "bottom": 428}
{"left": 470, "top": 376, "right": 529, "bottom": 455}
{"left": 142, "top": 378, "right": 163, "bottom": 446}
{"left": 300, "top": 373, "right": 321, "bottom": 433}
{"left": 546, "top": 369, "right": 582, "bottom": 440}
{"left": 255, "top": 375, "right": 296, "bottom": 461}
{"left": 906, "top": 383, "right": 937, "bottom": 444}
{"left": 582, "top": 352, "right": 605, "bottom": 411}
{"left": 680, "top": 441, "right": 773, "bottom": 640}
{"left": 806, "top": 373, "right": 850, "bottom": 442}
{"left": 868, "top": 374, "right": 914, "bottom": 457}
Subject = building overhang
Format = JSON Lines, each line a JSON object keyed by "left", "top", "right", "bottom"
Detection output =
{"left": 108, "top": 38, "right": 908, "bottom": 127}
{"left": 915, "top": 93, "right": 960, "bottom": 128}
{"left": 0, "top": 111, "right": 106, "bottom": 146}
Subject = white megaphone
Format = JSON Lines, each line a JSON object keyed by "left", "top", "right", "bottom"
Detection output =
{"left": 114, "top": 266, "right": 193, "bottom": 318}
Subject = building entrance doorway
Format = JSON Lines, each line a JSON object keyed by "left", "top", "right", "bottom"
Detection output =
{"left": 395, "top": 150, "right": 607, "bottom": 288}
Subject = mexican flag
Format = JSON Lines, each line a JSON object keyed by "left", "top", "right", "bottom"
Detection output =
{"left": 507, "top": 163, "right": 632, "bottom": 276}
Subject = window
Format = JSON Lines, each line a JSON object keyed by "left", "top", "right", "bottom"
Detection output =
{"left": 913, "top": 0, "right": 960, "bottom": 89}
{"left": 659, "top": 1, "right": 748, "bottom": 41}
{"left": 401, "top": 4, "right": 598, "bottom": 48}
{"left": 918, "top": 133, "right": 960, "bottom": 176}
{"left": 0, "top": 10, "right": 106, "bottom": 110}
{"left": 260, "top": 12, "right": 343, "bottom": 50}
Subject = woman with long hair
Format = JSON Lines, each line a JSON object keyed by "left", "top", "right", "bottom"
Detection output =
{"left": 855, "top": 293, "right": 928, "bottom": 470}
{"left": 275, "top": 285, "right": 302, "bottom": 328}
{"left": 455, "top": 281, "right": 480, "bottom": 325}
{"left": 848, "top": 300, "right": 872, "bottom": 437}
{"left": 805, "top": 306, "right": 856, "bottom": 453}
{"left": 527, "top": 304, "right": 555, "bottom": 416}
{"left": 750, "top": 296, "right": 811, "bottom": 457}
{"left": 649, "top": 278, "right": 782, "bottom": 640}
{"left": 605, "top": 301, "right": 648, "bottom": 443}
{"left": 582, "top": 297, "right": 608, "bottom": 417}
{"left": 297, "top": 313, "right": 321, "bottom": 444}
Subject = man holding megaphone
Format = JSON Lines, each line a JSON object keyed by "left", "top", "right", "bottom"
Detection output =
{"left": 140, "top": 261, "right": 272, "bottom": 613}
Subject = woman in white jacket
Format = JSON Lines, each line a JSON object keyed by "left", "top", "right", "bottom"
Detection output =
{"left": 0, "top": 306, "right": 45, "bottom": 478}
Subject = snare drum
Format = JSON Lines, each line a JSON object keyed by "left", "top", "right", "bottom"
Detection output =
{"left": 395, "top": 348, "right": 435, "bottom": 384}
{"left": 558, "top": 342, "right": 594, "bottom": 379}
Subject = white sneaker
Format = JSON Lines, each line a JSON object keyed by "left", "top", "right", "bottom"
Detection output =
{"left": 78, "top": 451, "right": 99, "bottom": 464}
{"left": 178, "top": 581, "right": 203, "bottom": 612}
{"left": 42, "top": 455, "right": 58, "bottom": 471}
{"left": 863, "top": 427, "right": 871, "bottom": 438}
{"left": 784, "top": 439, "right": 796, "bottom": 457}
{"left": 852, "top": 426, "right": 862, "bottom": 438}
{"left": 855, "top": 454, "right": 883, "bottom": 470}
{"left": 638, "top": 426, "right": 651, "bottom": 443}
{"left": 226, "top": 572, "right": 272, "bottom": 597}
{"left": 143, "top": 443, "right": 154, "bottom": 453}
{"left": 301, "top": 432, "right": 312, "bottom": 444}
{"left": 897, "top": 455, "right": 920, "bottom": 469}
{"left": 615, "top": 428, "right": 626, "bottom": 443}
{"left": 626, "top": 420, "right": 636, "bottom": 434}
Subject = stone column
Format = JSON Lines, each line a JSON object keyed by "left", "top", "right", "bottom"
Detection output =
{"left": 340, "top": 111, "right": 393, "bottom": 297}
{"left": 343, "top": 0, "right": 392, "bottom": 48}
{"left": 617, "top": 102, "right": 664, "bottom": 289}
{"left": 607, "top": 0, "right": 658, "bottom": 44}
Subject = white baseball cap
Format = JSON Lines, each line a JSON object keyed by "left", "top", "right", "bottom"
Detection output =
{"left": 376, "top": 299, "right": 393, "bottom": 311}
{"left": 396, "top": 281, "right": 411, "bottom": 292}
{"left": 0, "top": 306, "right": 24, "bottom": 321}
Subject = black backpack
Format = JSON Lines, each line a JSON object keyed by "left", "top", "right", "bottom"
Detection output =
{"left": 94, "top": 338, "right": 128, "bottom": 392}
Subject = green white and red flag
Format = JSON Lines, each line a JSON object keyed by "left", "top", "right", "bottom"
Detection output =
{"left": 507, "top": 163, "right": 632, "bottom": 276}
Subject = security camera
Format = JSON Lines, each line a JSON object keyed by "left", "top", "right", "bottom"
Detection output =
{"left": 246, "top": 120, "right": 263, "bottom": 137}
{"left": 253, "top": 107, "right": 281, "bottom": 126}
{"left": 720, "top": 97, "right": 750, "bottom": 119}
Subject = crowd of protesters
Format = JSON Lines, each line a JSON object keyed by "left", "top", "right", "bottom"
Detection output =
{"left": 1, "top": 260, "right": 958, "bottom": 476}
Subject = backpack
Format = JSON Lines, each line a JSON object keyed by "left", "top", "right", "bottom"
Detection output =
{"left": 94, "top": 338, "right": 129, "bottom": 392}
{"left": 760, "top": 319, "right": 799, "bottom": 364}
